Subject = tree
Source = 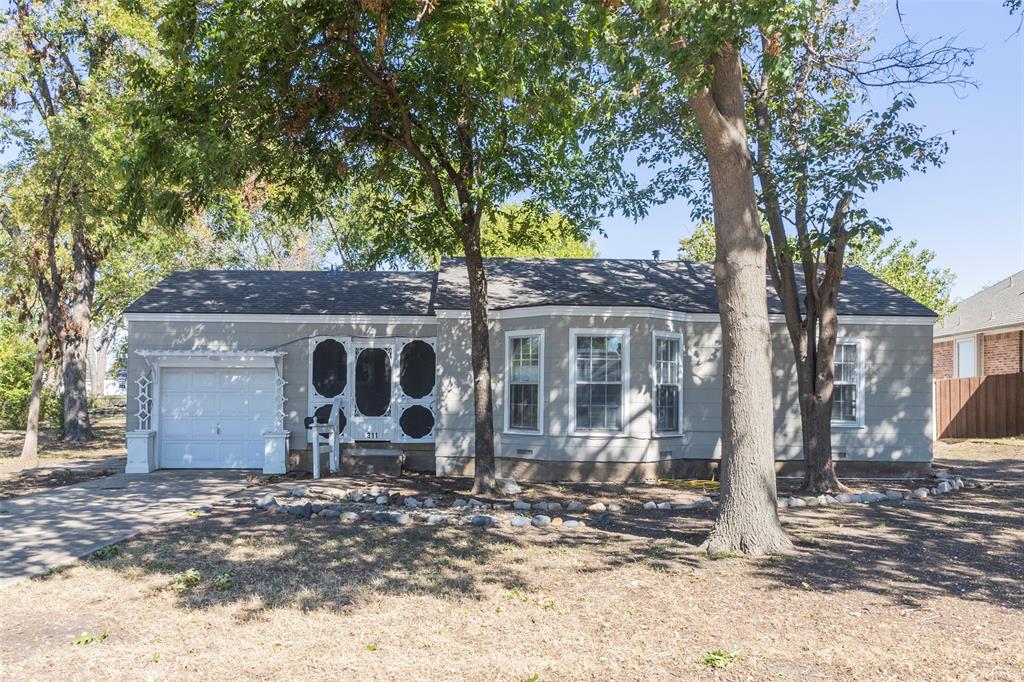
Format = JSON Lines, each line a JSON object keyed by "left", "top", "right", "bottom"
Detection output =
{"left": 2, "top": 0, "right": 158, "bottom": 449}
{"left": 680, "top": 223, "right": 957, "bottom": 318}
{"left": 845, "top": 232, "right": 955, "bottom": 318}
{"left": 666, "top": 2, "right": 968, "bottom": 494}
{"left": 599, "top": 1, "right": 801, "bottom": 555}
{"left": 132, "top": 0, "right": 613, "bottom": 492}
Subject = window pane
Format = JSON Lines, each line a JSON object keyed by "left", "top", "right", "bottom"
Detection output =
{"left": 510, "top": 384, "right": 539, "bottom": 430}
{"left": 831, "top": 384, "right": 857, "bottom": 422}
{"left": 656, "top": 385, "right": 679, "bottom": 432}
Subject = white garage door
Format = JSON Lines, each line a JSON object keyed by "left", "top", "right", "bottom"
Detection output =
{"left": 159, "top": 368, "right": 276, "bottom": 469}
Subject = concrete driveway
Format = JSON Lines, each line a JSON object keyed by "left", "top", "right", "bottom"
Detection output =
{"left": 0, "top": 470, "right": 252, "bottom": 588}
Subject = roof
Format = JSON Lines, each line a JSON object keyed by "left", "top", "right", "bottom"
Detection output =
{"left": 934, "top": 270, "right": 1024, "bottom": 338}
{"left": 436, "top": 258, "right": 937, "bottom": 317}
{"left": 125, "top": 259, "right": 936, "bottom": 318}
{"left": 125, "top": 270, "right": 437, "bottom": 316}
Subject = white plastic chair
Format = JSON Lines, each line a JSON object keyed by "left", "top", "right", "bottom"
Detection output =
{"left": 306, "top": 395, "right": 342, "bottom": 479}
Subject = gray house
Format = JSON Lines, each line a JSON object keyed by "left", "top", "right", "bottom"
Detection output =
{"left": 123, "top": 258, "right": 936, "bottom": 481}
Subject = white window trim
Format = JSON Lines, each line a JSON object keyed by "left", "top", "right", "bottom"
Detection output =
{"left": 569, "top": 327, "right": 630, "bottom": 436}
{"left": 832, "top": 337, "right": 866, "bottom": 429}
{"left": 503, "top": 329, "right": 545, "bottom": 435}
{"left": 652, "top": 330, "right": 684, "bottom": 436}
{"left": 953, "top": 335, "right": 980, "bottom": 378}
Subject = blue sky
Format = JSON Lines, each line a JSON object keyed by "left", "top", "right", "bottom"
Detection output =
{"left": 597, "top": 0, "right": 1024, "bottom": 301}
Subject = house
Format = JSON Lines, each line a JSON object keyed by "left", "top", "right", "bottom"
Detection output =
{"left": 933, "top": 270, "right": 1024, "bottom": 379}
{"left": 122, "top": 258, "right": 936, "bottom": 481}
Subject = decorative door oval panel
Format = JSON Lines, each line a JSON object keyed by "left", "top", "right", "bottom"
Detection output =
{"left": 312, "top": 339, "right": 347, "bottom": 398}
{"left": 355, "top": 348, "right": 391, "bottom": 417}
{"left": 400, "top": 340, "right": 436, "bottom": 399}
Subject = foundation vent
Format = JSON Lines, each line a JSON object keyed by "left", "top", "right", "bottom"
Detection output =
{"left": 836, "top": 450, "right": 848, "bottom": 459}
{"left": 516, "top": 448, "right": 533, "bottom": 456}
{"left": 660, "top": 450, "right": 674, "bottom": 458}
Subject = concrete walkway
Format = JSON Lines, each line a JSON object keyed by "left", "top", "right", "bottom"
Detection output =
{"left": 0, "top": 470, "right": 252, "bottom": 588}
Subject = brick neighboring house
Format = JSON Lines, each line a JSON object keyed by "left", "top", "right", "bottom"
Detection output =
{"left": 934, "top": 270, "right": 1024, "bottom": 378}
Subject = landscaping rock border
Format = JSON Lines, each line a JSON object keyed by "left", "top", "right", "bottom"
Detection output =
{"left": 246, "top": 476, "right": 970, "bottom": 531}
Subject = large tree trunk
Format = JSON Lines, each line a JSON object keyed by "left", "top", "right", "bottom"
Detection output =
{"left": 462, "top": 227, "right": 497, "bottom": 494}
{"left": 801, "top": 269, "right": 844, "bottom": 492}
{"left": 20, "top": 314, "right": 51, "bottom": 460}
{"left": 61, "top": 226, "right": 96, "bottom": 443}
{"left": 690, "top": 46, "right": 791, "bottom": 556}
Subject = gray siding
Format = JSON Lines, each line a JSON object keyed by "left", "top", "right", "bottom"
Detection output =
{"left": 127, "top": 319, "right": 437, "bottom": 443}
{"left": 128, "top": 312, "right": 933, "bottom": 472}
{"left": 436, "top": 314, "right": 933, "bottom": 469}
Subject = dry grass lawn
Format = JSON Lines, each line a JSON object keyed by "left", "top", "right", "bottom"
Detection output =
{"left": 0, "top": 415, "right": 125, "bottom": 498}
{"left": 2, "top": 438, "right": 1023, "bottom": 680}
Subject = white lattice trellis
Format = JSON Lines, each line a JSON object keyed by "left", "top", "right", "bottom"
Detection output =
{"left": 274, "top": 357, "right": 287, "bottom": 431}
{"left": 135, "top": 373, "right": 152, "bottom": 430}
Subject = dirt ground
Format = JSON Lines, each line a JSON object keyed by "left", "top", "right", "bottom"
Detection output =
{"left": 1, "top": 439, "right": 1022, "bottom": 680}
{"left": 0, "top": 415, "right": 126, "bottom": 499}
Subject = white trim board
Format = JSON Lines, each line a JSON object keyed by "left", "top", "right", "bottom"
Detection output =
{"left": 126, "top": 312, "right": 437, "bottom": 325}
{"left": 436, "top": 307, "right": 935, "bottom": 326}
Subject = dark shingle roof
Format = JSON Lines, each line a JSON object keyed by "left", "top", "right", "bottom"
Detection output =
{"left": 435, "top": 258, "right": 937, "bottom": 317}
{"left": 125, "top": 260, "right": 936, "bottom": 318}
{"left": 126, "top": 270, "right": 437, "bottom": 316}
{"left": 934, "top": 270, "right": 1024, "bottom": 338}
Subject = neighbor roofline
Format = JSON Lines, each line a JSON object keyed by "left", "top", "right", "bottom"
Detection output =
{"left": 933, "top": 321, "right": 1024, "bottom": 340}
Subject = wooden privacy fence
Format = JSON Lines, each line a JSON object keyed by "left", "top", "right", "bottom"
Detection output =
{"left": 935, "top": 373, "right": 1024, "bottom": 439}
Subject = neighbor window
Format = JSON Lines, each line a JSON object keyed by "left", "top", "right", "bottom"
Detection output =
{"left": 507, "top": 333, "right": 542, "bottom": 432}
{"left": 654, "top": 334, "right": 682, "bottom": 434}
{"left": 832, "top": 341, "right": 863, "bottom": 425}
{"left": 573, "top": 332, "right": 626, "bottom": 432}
{"left": 955, "top": 338, "right": 977, "bottom": 377}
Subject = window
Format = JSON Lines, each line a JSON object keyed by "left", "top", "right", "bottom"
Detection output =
{"left": 955, "top": 338, "right": 977, "bottom": 377}
{"left": 832, "top": 340, "right": 863, "bottom": 425}
{"left": 506, "top": 332, "right": 543, "bottom": 433}
{"left": 654, "top": 333, "right": 683, "bottom": 434}
{"left": 572, "top": 330, "right": 628, "bottom": 433}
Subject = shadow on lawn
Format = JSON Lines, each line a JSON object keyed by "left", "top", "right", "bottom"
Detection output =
{"left": 82, "top": 482, "right": 1023, "bottom": 615}
{"left": 90, "top": 512, "right": 546, "bottom": 615}
{"left": 750, "top": 484, "right": 1024, "bottom": 611}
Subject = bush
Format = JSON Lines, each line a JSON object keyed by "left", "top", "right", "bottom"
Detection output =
{"left": 41, "top": 390, "right": 64, "bottom": 429}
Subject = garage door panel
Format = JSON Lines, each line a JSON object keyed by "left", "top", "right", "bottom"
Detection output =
{"left": 217, "top": 418, "right": 263, "bottom": 438}
{"left": 158, "top": 367, "right": 275, "bottom": 469}
{"left": 162, "top": 371, "right": 194, "bottom": 392}
{"left": 161, "top": 418, "right": 195, "bottom": 439}
{"left": 217, "top": 441, "right": 263, "bottom": 465}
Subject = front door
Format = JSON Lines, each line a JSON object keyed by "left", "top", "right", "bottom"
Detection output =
{"left": 351, "top": 342, "right": 394, "bottom": 441}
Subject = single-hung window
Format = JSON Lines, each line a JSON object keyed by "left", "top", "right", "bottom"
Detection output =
{"left": 574, "top": 333, "right": 625, "bottom": 431}
{"left": 508, "top": 334, "right": 542, "bottom": 432}
{"left": 832, "top": 341, "right": 862, "bottom": 424}
{"left": 654, "top": 334, "right": 682, "bottom": 433}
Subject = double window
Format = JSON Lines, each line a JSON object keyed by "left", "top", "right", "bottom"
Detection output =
{"left": 653, "top": 333, "right": 683, "bottom": 434}
{"left": 832, "top": 339, "right": 865, "bottom": 426}
{"left": 505, "top": 331, "right": 544, "bottom": 433}
{"left": 571, "top": 330, "right": 628, "bottom": 433}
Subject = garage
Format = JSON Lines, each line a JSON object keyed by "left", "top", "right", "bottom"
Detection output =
{"left": 158, "top": 367, "right": 277, "bottom": 469}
